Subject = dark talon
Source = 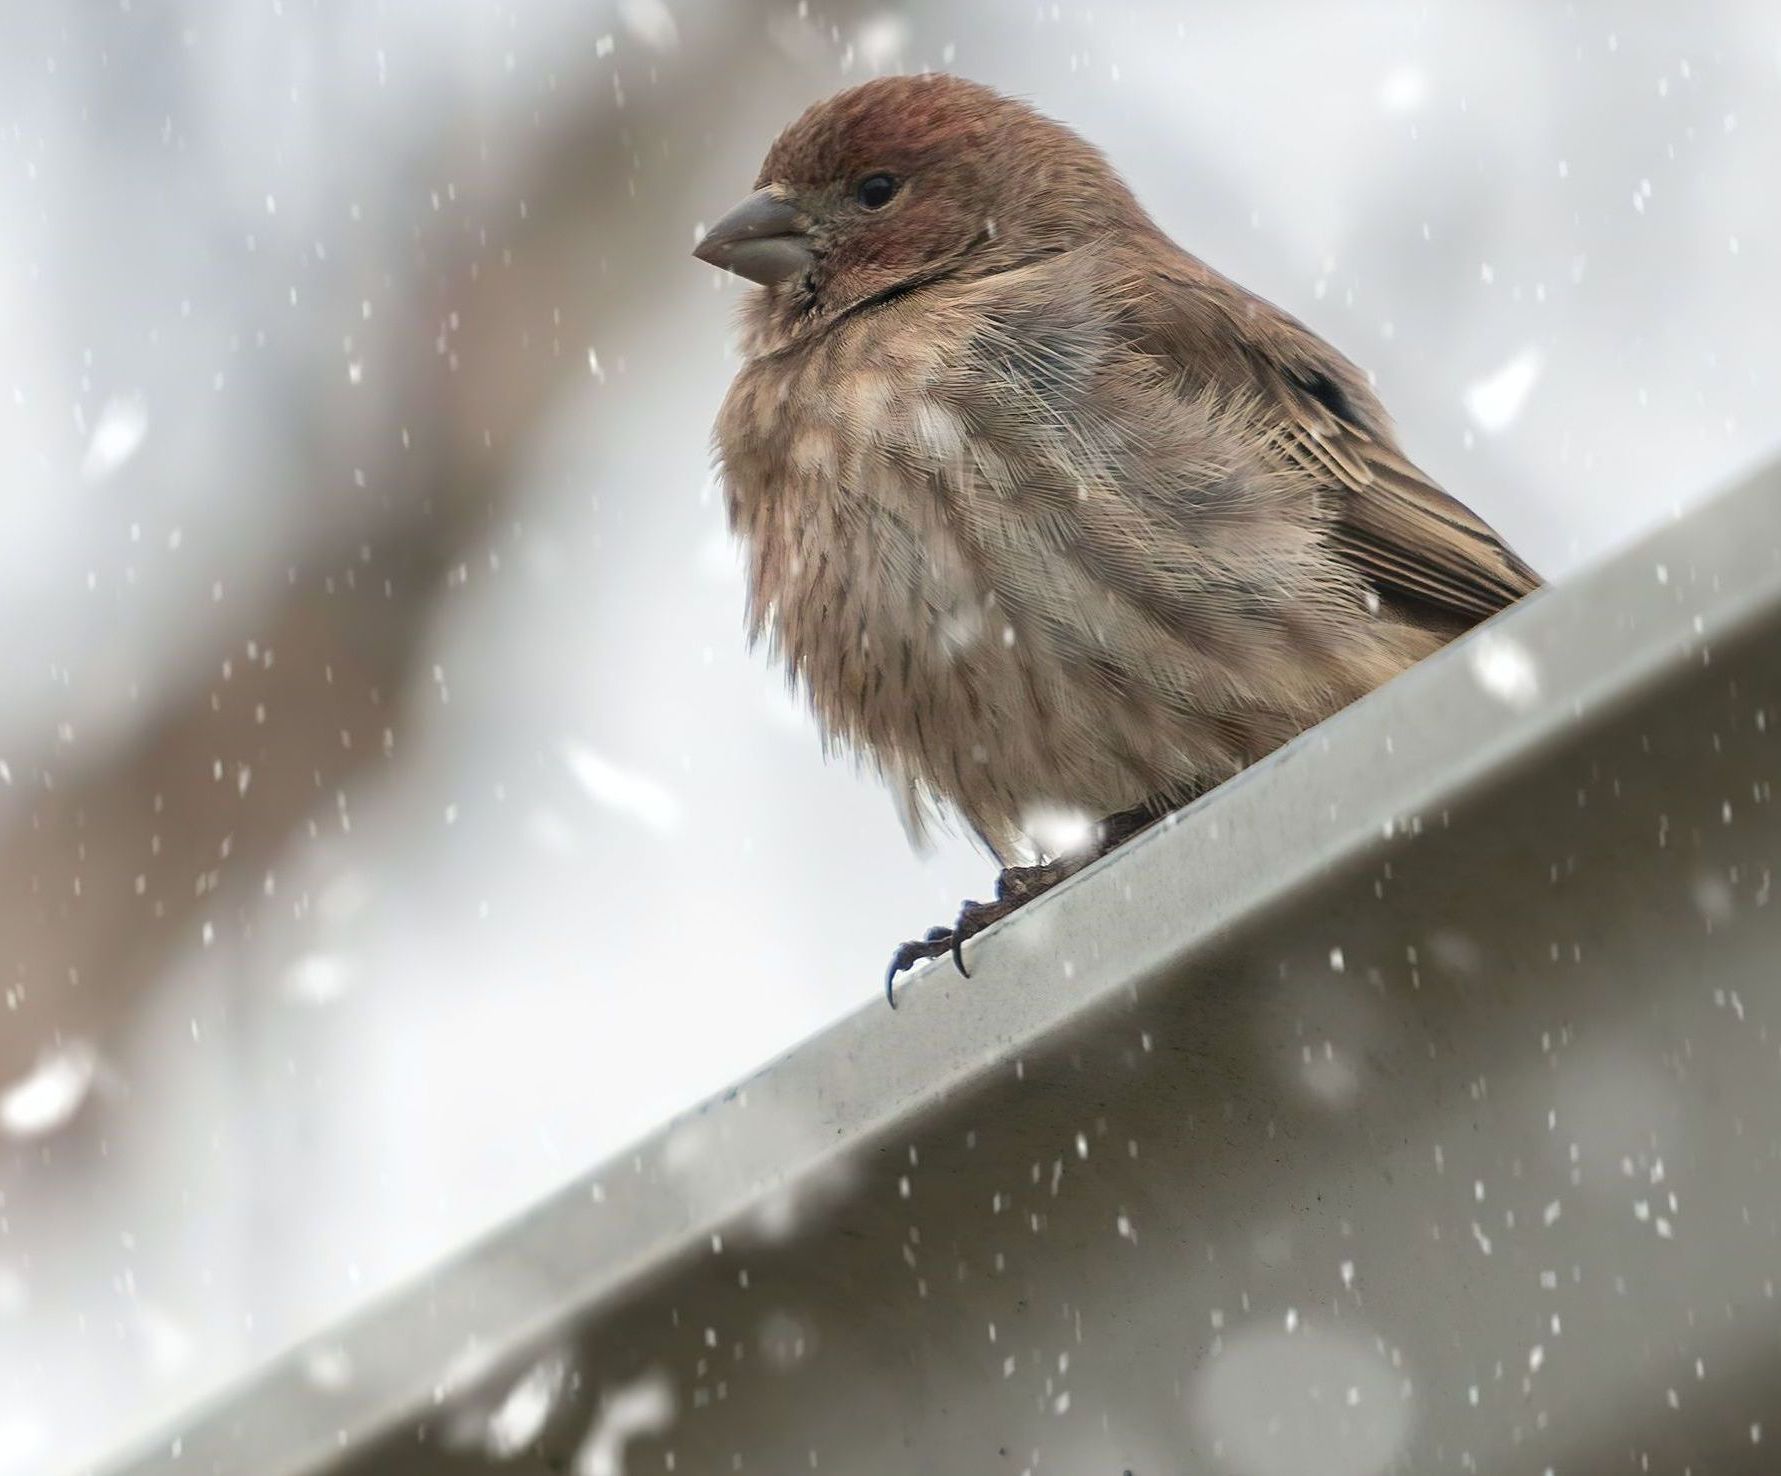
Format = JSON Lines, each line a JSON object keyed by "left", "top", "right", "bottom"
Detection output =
{"left": 885, "top": 926, "right": 955, "bottom": 1006}
{"left": 950, "top": 900, "right": 982, "bottom": 977}
{"left": 950, "top": 895, "right": 1015, "bottom": 977}
{"left": 882, "top": 808, "right": 1168, "bottom": 1003}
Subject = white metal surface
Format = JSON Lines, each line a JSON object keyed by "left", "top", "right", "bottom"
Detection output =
{"left": 88, "top": 460, "right": 1781, "bottom": 1475}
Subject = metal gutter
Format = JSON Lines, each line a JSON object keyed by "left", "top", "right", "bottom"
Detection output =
{"left": 89, "top": 459, "right": 1781, "bottom": 1475}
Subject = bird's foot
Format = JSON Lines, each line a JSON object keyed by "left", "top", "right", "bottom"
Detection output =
{"left": 884, "top": 927, "right": 956, "bottom": 1002}
{"left": 884, "top": 858, "right": 1078, "bottom": 1005}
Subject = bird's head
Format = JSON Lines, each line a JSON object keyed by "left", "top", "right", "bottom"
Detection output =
{"left": 694, "top": 74, "right": 1148, "bottom": 333}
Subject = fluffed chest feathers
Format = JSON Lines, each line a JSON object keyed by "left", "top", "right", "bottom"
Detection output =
{"left": 715, "top": 330, "right": 1115, "bottom": 841}
{"left": 710, "top": 300, "right": 1384, "bottom": 848}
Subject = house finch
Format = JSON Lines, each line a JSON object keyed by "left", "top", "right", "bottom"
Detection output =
{"left": 694, "top": 74, "right": 1539, "bottom": 1001}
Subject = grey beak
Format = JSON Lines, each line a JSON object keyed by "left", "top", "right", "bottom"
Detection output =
{"left": 692, "top": 188, "right": 812, "bottom": 287}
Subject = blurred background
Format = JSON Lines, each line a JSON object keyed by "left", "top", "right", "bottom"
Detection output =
{"left": 0, "top": 1, "right": 1776, "bottom": 1470}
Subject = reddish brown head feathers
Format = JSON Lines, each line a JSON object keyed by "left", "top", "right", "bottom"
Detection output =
{"left": 696, "top": 74, "right": 1149, "bottom": 325}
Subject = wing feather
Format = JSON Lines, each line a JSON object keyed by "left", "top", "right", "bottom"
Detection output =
{"left": 1124, "top": 250, "right": 1541, "bottom": 626}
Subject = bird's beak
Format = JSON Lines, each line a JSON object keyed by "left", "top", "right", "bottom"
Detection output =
{"left": 692, "top": 188, "right": 812, "bottom": 287}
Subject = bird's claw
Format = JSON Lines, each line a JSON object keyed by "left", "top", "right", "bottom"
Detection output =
{"left": 885, "top": 926, "right": 954, "bottom": 1006}
{"left": 948, "top": 894, "right": 1022, "bottom": 978}
{"left": 884, "top": 843, "right": 1135, "bottom": 1005}
{"left": 885, "top": 892, "right": 1025, "bottom": 1003}
{"left": 949, "top": 913, "right": 972, "bottom": 978}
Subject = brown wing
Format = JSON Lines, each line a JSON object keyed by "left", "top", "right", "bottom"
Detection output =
{"left": 1123, "top": 248, "right": 1542, "bottom": 628}
{"left": 1254, "top": 332, "right": 1542, "bottom": 623}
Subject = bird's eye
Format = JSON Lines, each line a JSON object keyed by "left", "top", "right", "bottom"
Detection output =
{"left": 855, "top": 173, "right": 899, "bottom": 210}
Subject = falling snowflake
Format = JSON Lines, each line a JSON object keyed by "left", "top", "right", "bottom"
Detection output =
{"left": 1467, "top": 633, "right": 1540, "bottom": 711}
{"left": 81, "top": 395, "right": 149, "bottom": 481}
{"left": 574, "top": 1370, "right": 676, "bottom": 1476}
{"left": 1377, "top": 67, "right": 1427, "bottom": 112}
{"left": 1464, "top": 348, "right": 1543, "bottom": 432}
{"left": 302, "top": 1344, "right": 355, "bottom": 1391}
{"left": 485, "top": 1358, "right": 568, "bottom": 1459}
{"left": 619, "top": 0, "right": 679, "bottom": 52}
{"left": 856, "top": 13, "right": 910, "bottom": 70}
{"left": 562, "top": 743, "right": 682, "bottom": 833}
{"left": 1, "top": 1042, "right": 98, "bottom": 1139}
{"left": 283, "top": 953, "right": 356, "bottom": 1005}
{"left": 1022, "top": 805, "right": 1095, "bottom": 858}
{"left": 137, "top": 1302, "right": 195, "bottom": 1378}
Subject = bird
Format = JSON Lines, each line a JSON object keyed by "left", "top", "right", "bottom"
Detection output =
{"left": 692, "top": 74, "right": 1539, "bottom": 1003}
